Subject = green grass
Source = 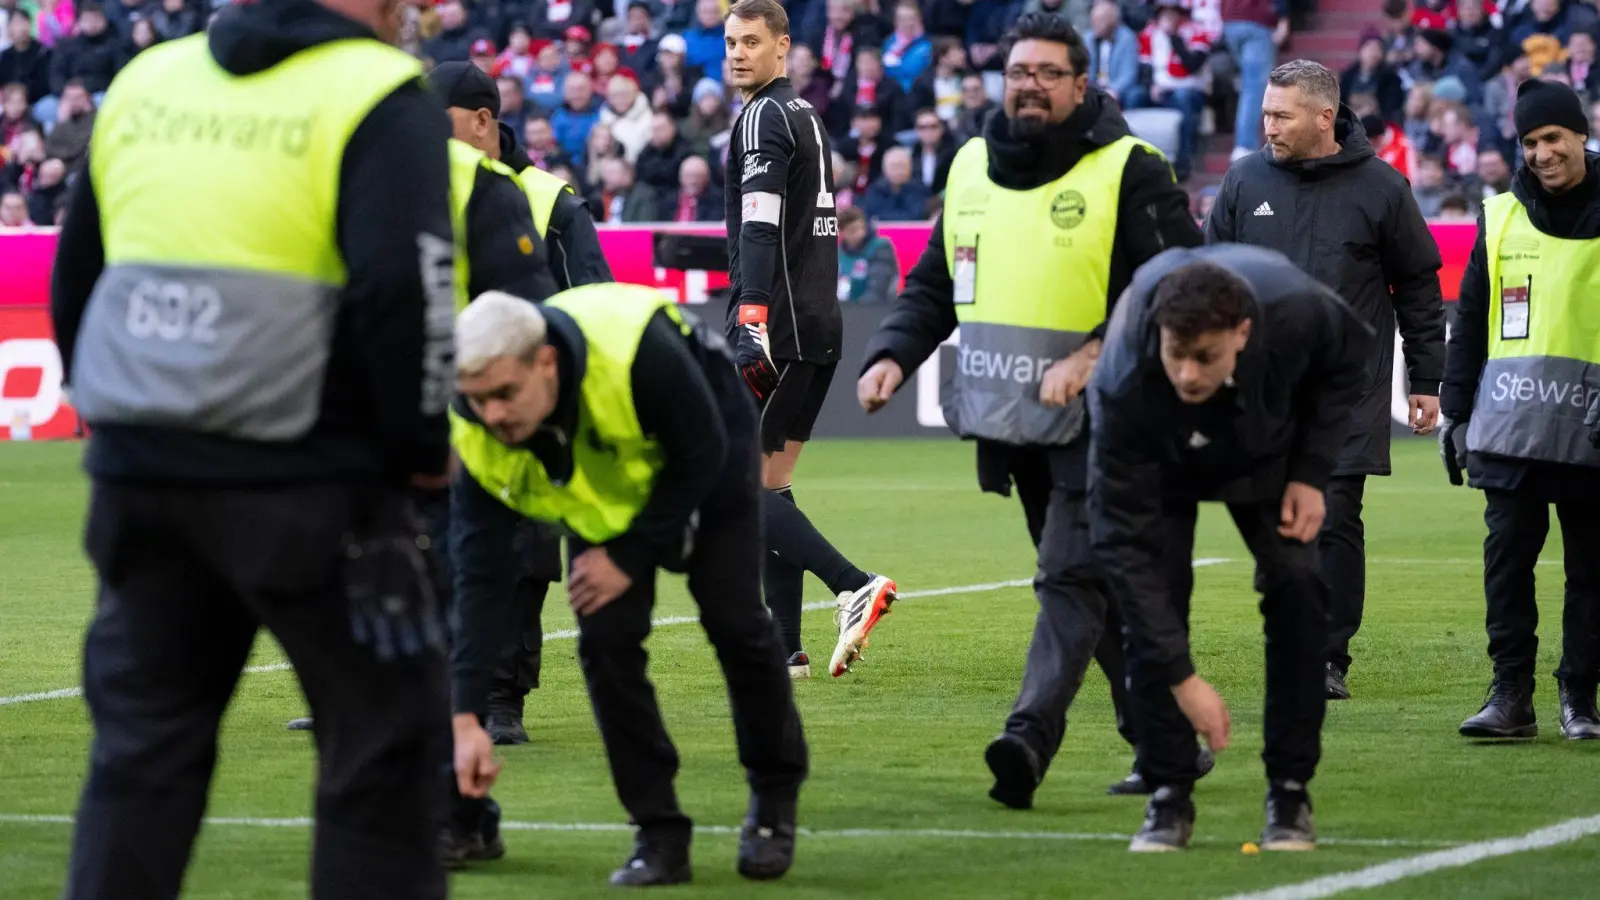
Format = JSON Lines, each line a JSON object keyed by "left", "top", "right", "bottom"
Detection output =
{"left": 2, "top": 438, "right": 1598, "bottom": 899}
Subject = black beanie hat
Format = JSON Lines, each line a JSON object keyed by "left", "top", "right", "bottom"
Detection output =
{"left": 1513, "top": 78, "right": 1589, "bottom": 140}
{"left": 1360, "top": 114, "right": 1387, "bottom": 140}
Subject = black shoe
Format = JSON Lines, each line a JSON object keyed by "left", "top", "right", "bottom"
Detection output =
{"left": 984, "top": 733, "right": 1042, "bottom": 810}
{"left": 439, "top": 796, "right": 506, "bottom": 869}
{"left": 737, "top": 796, "right": 797, "bottom": 880}
{"left": 610, "top": 833, "right": 692, "bottom": 887}
{"left": 286, "top": 717, "right": 313, "bottom": 731}
{"left": 486, "top": 710, "right": 529, "bottom": 746}
{"left": 1558, "top": 680, "right": 1600, "bottom": 741}
{"left": 1107, "top": 747, "right": 1215, "bottom": 796}
{"left": 1325, "top": 663, "right": 1350, "bottom": 701}
{"left": 1261, "top": 780, "right": 1316, "bottom": 851}
{"left": 1128, "top": 786, "right": 1195, "bottom": 852}
{"left": 786, "top": 651, "right": 812, "bottom": 680}
{"left": 1460, "top": 674, "right": 1538, "bottom": 738}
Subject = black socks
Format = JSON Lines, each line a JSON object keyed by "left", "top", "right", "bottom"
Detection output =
{"left": 762, "top": 485, "right": 871, "bottom": 657}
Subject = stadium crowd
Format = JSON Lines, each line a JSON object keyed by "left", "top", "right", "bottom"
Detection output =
{"left": 7, "top": 0, "right": 1600, "bottom": 254}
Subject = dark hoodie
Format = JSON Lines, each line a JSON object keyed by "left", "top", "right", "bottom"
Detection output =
{"left": 52, "top": 0, "right": 456, "bottom": 487}
{"left": 1205, "top": 106, "right": 1446, "bottom": 478}
{"left": 1442, "top": 153, "right": 1600, "bottom": 499}
{"left": 860, "top": 88, "right": 1203, "bottom": 493}
{"left": 497, "top": 121, "right": 613, "bottom": 289}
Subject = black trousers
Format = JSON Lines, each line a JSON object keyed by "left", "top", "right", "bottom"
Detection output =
{"left": 1004, "top": 453, "right": 1135, "bottom": 769}
{"left": 486, "top": 521, "right": 562, "bottom": 713}
{"left": 65, "top": 482, "right": 449, "bottom": 900}
{"left": 1132, "top": 500, "right": 1328, "bottom": 789}
{"left": 1320, "top": 475, "right": 1366, "bottom": 672}
{"left": 1483, "top": 489, "right": 1600, "bottom": 686}
{"left": 568, "top": 417, "right": 808, "bottom": 838}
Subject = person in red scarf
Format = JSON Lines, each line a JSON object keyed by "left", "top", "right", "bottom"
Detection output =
{"left": 660, "top": 154, "right": 721, "bottom": 221}
{"left": 1363, "top": 112, "right": 1416, "bottom": 181}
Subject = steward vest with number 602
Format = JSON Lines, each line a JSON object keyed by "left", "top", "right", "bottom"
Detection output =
{"left": 71, "top": 34, "right": 425, "bottom": 442}
{"left": 450, "top": 285, "right": 688, "bottom": 544}
{"left": 1466, "top": 191, "right": 1600, "bottom": 469}
{"left": 940, "top": 133, "right": 1153, "bottom": 446}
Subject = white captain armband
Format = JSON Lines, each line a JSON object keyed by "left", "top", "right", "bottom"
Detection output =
{"left": 740, "top": 191, "right": 782, "bottom": 226}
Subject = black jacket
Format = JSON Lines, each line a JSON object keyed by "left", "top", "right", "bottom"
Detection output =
{"left": 49, "top": 29, "right": 124, "bottom": 95}
{"left": 1204, "top": 107, "right": 1446, "bottom": 478}
{"left": 449, "top": 305, "right": 754, "bottom": 717}
{"left": 860, "top": 89, "right": 1203, "bottom": 493}
{"left": 498, "top": 122, "right": 613, "bottom": 290}
{"left": 0, "top": 40, "right": 52, "bottom": 104}
{"left": 1088, "top": 244, "right": 1374, "bottom": 685}
{"left": 1442, "top": 154, "right": 1600, "bottom": 499}
{"left": 51, "top": 0, "right": 455, "bottom": 486}
{"left": 464, "top": 163, "right": 559, "bottom": 302}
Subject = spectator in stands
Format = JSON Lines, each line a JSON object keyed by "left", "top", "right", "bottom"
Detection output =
{"left": 643, "top": 33, "right": 697, "bottom": 117}
{"left": 1588, "top": 97, "right": 1600, "bottom": 150}
{"left": 962, "top": 0, "right": 1011, "bottom": 72}
{"left": 495, "top": 23, "right": 537, "bottom": 80}
{"left": 47, "top": 3, "right": 119, "bottom": 107}
{"left": 909, "top": 37, "right": 964, "bottom": 121}
{"left": 601, "top": 73, "right": 651, "bottom": 161}
{"left": 1482, "top": 52, "right": 1533, "bottom": 153}
{"left": 550, "top": 161, "right": 579, "bottom": 186}
{"left": 423, "top": 0, "right": 483, "bottom": 63}
{"left": 523, "top": 115, "right": 574, "bottom": 170}
{"left": 152, "top": 0, "right": 197, "bottom": 40}
{"left": 834, "top": 44, "right": 906, "bottom": 135}
{"left": 1508, "top": 0, "right": 1594, "bottom": 50}
{"left": 106, "top": 0, "right": 154, "bottom": 42}
{"left": 0, "top": 187, "right": 27, "bottom": 225}
{"left": 840, "top": 103, "right": 885, "bottom": 192}
{"left": 468, "top": 37, "right": 497, "bottom": 73}
{"left": 1365, "top": 112, "right": 1417, "bottom": 181}
{"left": 830, "top": 148, "right": 858, "bottom": 208}
{"left": 1379, "top": 0, "right": 1415, "bottom": 69}
{"left": 1404, "top": 79, "right": 1435, "bottom": 147}
{"left": 24, "top": 154, "right": 63, "bottom": 223}
{"left": 1411, "top": 0, "right": 1454, "bottom": 30}
{"left": 0, "top": 122, "right": 41, "bottom": 191}
{"left": 497, "top": 75, "right": 529, "bottom": 135}
{"left": 635, "top": 109, "right": 693, "bottom": 191}
{"left": 1086, "top": 0, "right": 1139, "bottom": 107}
{"left": 909, "top": 107, "right": 954, "bottom": 194}
{"left": 1344, "top": 35, "right": 1407, "bottom": 122}
{"left": 655, "top": 0, "right": 695, "bottom": 34}
{"left": 1560, "top": 30, "right": 1599, "bottom": 101}
{"left": 618, "top": 2, "right": 657, "bottom": 76}
{"left": 551, "top": 71, "right": 601, "bottom": 159}
{"left": 861, "top": 145, "right": 930, "bottom": 220}
{"left": 807, "top": 0, "right": 881, "bottom": 90}
{"left": 2, "top": 82, "right": 38, "bottom": 145}
{"left": 582, "top": 120, "right": 622, "bottom": 186}
{"left": 528, "top": 0, "right": 598, "bottom": 41}
{"left": 658, "top": 153, "right": 720, "bottom": 220}
{"left": 1435, "top": 191, "right": 1472, "bottom": 219}
{"left": 680, "top": 78, "right": 730, "bottom": 156}
{"left": 1469, "top": 145, "right": 1512, "bottom": 200}
{"left": 127, "top": 17, "right": 160, "bottom": 59}
{"left": 1133, "top": 0, "right": 1209, "bottom": 180}
{"left": 1410, "top": 28, "right": 1482, "bottom": 102}
{"left": 44, "top": 78, "right": 92, "bottom": 170}
{"left": 1452, "top": 0, "right": 1507, "bottom": 84}
{"left": 682, "top": 0, "right": 726, "bottom": 78}
{"left": 525, "top": 39, "right": 568, "bottom": 109}
{"left": 1433, "top": 100, "right": 1480, "bottom": 173}
{"left": 0, "top": 12, "right": 50, "bottom": 105}
{"left": 882, "top": 0, "right": 931, "bottom": 92}
{"left": 789, "top": 43, "right": 835, "bottom": 117}
{"left": 1412, "top": 151, "right": 1449, "bottom": 216}
{"left": 835, "top": 205, "right": 898, "bottom": 303}
{"left": 587, "top": 155, "right": 657, "bottom": 222}
{"left": 953, "top": 71, "right": 996, "bottom": 140}
{"left": 591, "top": 43, "right": 637, "bottom": 95}
{"left": 1219, "top": 0, "right": 1290, "bottom": 161}
{"left": 563, "top": 26, "right": 595, "bottom": 74}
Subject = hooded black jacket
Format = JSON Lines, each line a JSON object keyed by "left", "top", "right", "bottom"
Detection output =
{"left": 497, "top": 121, "right": 615, "bottom": 289}
{"left": 1441, "top": 153, "right": 1600, "bottom": 500}
{"left": 859, "top": 88, "right": 1204, "bottom": 492}
{"left": 51, "top": 0, "right": 454, "bottom": 486}
{"left": 1204, "top": 107, "right": 1446, "bottom": 479}
{"left": 1088, "top": 244, "right": 1375, "bottom": 685}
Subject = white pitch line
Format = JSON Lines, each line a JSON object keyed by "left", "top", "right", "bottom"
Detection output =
{"left": 0, "top": 812, "right": 1453, "bottom": 849}
{"left": 0, "top": 562, "right": 1233, "bottom": 708}
{"left": 1218, "top": 813, "right": 1600, "bottom": 900}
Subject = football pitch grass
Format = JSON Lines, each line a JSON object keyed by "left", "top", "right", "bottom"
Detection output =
{"left": 2, "top": 438, "right": 1598, "bottom": 899}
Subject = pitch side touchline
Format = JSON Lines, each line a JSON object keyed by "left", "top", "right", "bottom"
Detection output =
{"left": 1217, "top": 813, "right": 1600, "bottom": 900}
{"left": 0, "top": 560, "right": 1233, "bottom": 707}
{"left": 0, "top": 812, "right": 1456, "bottom": 849}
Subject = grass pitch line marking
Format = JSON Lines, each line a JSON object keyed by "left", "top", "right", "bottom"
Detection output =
{"left": 0, "top": 560, "right": 1233, "bottom": 708}
{"left": 1218, "top": 813, "right": 1600, "bottom": 900}
{"left": 0, "top": 813, "right": 1453, "bottom": 849}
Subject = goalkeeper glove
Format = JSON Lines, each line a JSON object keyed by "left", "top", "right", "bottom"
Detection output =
{"left": 734, "top": 303, "right": 779, "bottom": 399}
{"left": 1440, "top": 419, "right": 1469, "bottom": 487}
{"left": 342, "top": 493, "right": 449, "bottom": 662}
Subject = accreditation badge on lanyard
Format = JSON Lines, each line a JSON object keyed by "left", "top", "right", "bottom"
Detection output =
{"left": 1500, "top": 275, "right": 1531, "bottom": 340}
{"left": 953, "top": 238, "right": 977, "bottom": 305}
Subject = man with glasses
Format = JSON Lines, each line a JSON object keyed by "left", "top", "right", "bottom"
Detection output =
{"left": 857, "top": 11, "right": 1204, "bottom": 809}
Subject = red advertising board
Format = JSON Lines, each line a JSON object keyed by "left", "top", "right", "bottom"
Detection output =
{"left": 0, "top": 222, "right": 1478, "bottom": 440}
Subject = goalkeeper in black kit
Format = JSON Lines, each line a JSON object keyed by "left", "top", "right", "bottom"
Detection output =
{"left": 722, "top": 0, "right": 897, "bottom": 678}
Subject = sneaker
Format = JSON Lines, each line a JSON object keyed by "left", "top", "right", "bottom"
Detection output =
{"left": 787, "top": 651, "right": 812, "bottom": 680}
{"left": 1128, "top": 786, "right": 1194, "bottom": 852}
{"left": 984, "top": 733, "right": 1042, "bottom": 810}
{"left": 439, "top": 796, "right": 506, "bottom": 868}
{"left": 485, "top": 709, "right": 529, "bottom": 746}
{"left": 1260, "top": 781, "right": 1316, "bottom": 851}
{"left": 736, "top": 796, "right": 797, "bottom": 880}
{"left": 1459, "top": 674, "right": 1538, "bottom": 738}
{"left": 829, "top": 574, "right": 897, "bottom": 677}
{"left": 1107, "top": 747, "right": 1215, "bottom": 796}
{"left": 1325, "top": 663, "right": 1350, "bottom": 701}
{"left": 610, "top": 833, "right": 692, "bottom": 887}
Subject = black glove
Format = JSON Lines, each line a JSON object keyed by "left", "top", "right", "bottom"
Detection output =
{"left": 732, "top": 303, "right": 779, "bottom": 399}
{"left": 342, "top": 493, "right": 449, "bottom": 662}
{"left": 1440, "top": 419, "right": 1469, "bottom": 486}
{"left": 1586, "top": 390, "right": 1600, "bottom": 449}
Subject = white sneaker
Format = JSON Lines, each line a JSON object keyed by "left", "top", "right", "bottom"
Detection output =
{"left": 829, "top": 575, "right": 897, "bottom": 677}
